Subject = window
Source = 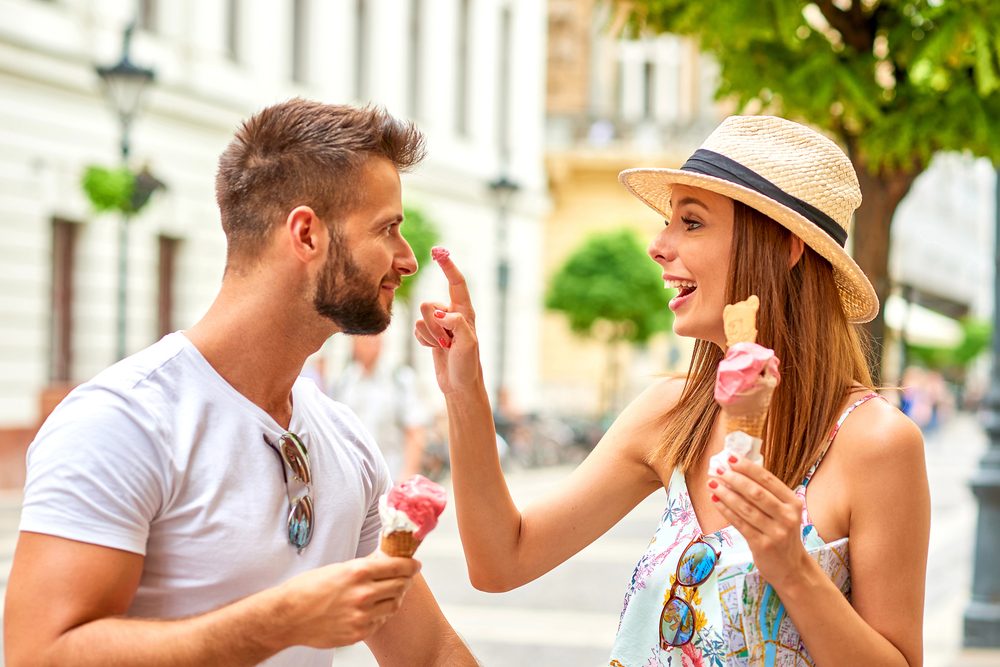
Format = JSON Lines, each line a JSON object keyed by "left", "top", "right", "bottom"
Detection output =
{"left": 643, "top": 60, "right": 655, "bottom": 119}
{"left": 407, "top": 0, "right": 423, "bottom": 118}
{"left": 497, "top": 6, "right": 512, "bottom": 157}
{"left": 157, "top": 236, "right": 179, "bottom": 338}
{"left": 50, "top": 219, "right": 78, "bottom": 382}
{"left": 226, "top": 0, "right": 240, "bottom": 61}
{"left": 455, "top": 0, "right": 470, "bottom": 136}
{"left": 292, "top": 0, "right": 309, "bottom": 83}
{"left": 355, "top": 0, "right": 369, "bottom": 101}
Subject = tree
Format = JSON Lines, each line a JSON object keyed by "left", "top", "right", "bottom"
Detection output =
{"left": 398, "top": 205, "right": 441, "bottom": 364}
{"left": 546, "top": 228, "right": 673, "bottom": 413}
{"left": 612, "top": 0, "right": 1000, "bottom": 382}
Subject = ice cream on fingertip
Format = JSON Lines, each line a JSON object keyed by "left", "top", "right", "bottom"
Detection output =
{"left": 431, "top": 247, "right": 450, "bottom": 263}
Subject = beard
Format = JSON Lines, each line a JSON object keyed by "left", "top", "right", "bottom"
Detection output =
{"left": 313, "top": 238, "right": 395, "bottom": 335}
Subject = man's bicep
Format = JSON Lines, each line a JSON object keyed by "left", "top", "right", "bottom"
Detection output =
{"left": 364, "top": 574, "right": 476, "bottom": 666}
{"left": 4, "top": 532, "right": 144, "bottom": 661}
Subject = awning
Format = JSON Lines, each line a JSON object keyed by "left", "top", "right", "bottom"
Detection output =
{"left": 884, "top": 294, "right": 964, "bottom": 348}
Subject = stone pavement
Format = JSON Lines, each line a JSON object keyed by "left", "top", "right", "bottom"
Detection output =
{"left": 1, "top": 413, "right": 998, "bottom": 666}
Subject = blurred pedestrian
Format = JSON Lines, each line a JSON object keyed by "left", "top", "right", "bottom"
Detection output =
{"left": 5, "top": 99, "right": 475, "bottom": 666}
{"left": 330, "top": 333, "right": 429, "bottom": 480}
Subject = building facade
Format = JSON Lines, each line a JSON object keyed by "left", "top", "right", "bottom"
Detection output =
{"left": 542, "top": 0, "right": 723, "bottom": 416}
{"left": 0, "top": 0, "right": 548, "bottom": 457}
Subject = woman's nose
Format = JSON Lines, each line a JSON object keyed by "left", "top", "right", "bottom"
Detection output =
{"left": 648, "top": 225, "right": 675, "bottom": 263}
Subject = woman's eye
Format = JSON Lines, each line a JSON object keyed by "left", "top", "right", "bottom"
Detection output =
{"left": 681, "top": 217, "right": 702, "bottom": 230}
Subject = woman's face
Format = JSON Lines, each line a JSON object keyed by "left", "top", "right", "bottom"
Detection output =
{"left": 647, "top": 184, "right": 734, "bottom": 347}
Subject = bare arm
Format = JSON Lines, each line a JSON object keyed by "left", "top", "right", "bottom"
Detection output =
{"left": 711, "top": 401, "right": 928, "bottom": 666}
{"left": 414, "top": 250, "right": 664, "bottom": 592}
{"left": 4, "top": 532, "right": 420, "bottom": 666}
{"left": 365, "top": 574, "right": 477, "bottom": 666}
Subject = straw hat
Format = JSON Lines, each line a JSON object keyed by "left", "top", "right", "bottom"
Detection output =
{"left": 619, "top": 115, "right": 878, "bottom": 323}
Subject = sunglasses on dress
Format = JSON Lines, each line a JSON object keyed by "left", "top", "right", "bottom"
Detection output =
{"left": 262, "top": 432, "right": 313, "bottom": 552}
{"left": 659, "top": 535, "right": 721, "bottom": 648}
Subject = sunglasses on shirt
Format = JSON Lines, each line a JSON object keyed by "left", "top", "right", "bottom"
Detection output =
{"left": 262, "top": 432, "right": 313, "bottom": 552}
{"left": 659, "top": 535, "right": 720, "bottom": 648}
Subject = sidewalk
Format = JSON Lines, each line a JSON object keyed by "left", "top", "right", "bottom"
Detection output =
{"left": 921, "top": 412, "right": 1000, "bottom": 667}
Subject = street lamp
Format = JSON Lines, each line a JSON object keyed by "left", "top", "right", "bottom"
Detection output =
{"left": 488, "top": 174, "right": 520, "bottom": 407}
{"left": 96, "top": 21, "right": 155, "bottom": 360}
{"left": 963, "top": 167, "right": 1000, "bottom": 647}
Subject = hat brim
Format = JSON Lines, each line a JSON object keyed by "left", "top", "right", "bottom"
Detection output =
{"left": 619, "top": 167, "right": 879, "bottom": 324}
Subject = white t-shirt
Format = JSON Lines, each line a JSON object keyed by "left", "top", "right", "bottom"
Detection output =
{"left": 20, "top": 332, "right": 391, "bottom": 667}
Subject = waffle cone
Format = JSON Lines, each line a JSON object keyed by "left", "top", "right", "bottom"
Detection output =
{"left": 380, "top": 530, "right": 421, "bottom": 558}
{"left": 724, "top": 410, "right": 768, "bottom": 439}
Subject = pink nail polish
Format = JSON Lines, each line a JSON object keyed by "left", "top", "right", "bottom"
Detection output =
{"left": 716, "top": 467, "right": 725, "bottom": 475}
{"left": 711, "top": 494, "right": 719, "bottom": 503}
{"left": 438, "top": 337, "right": 451, "bottom": 348}
{"left": 434, "top": 310, "right": 446, "bottom": 319}
{"left": 708, "top": 480, "right": 718, "bottom": 489}
{"left": 728, "top": 456, "right": 738, "bottom": 464}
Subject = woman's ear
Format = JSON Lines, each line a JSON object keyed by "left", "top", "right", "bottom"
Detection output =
{"left": 788, "top": 235, "right": 805, "bottom": 269}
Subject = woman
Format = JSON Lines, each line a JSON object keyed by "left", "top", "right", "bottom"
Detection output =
{"left": 415, "top": 116, "right": 929, "bottom": 665}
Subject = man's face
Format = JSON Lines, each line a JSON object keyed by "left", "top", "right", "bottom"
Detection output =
{"left": 313, "top": 158, "right": 417, "bottom": 334}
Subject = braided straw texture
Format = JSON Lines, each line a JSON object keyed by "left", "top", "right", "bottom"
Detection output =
{"left": 619, "top": 115, "right": 878, "bottom": 323}
{"left": 380, "top": 531, "right": 420, "bottom": 558}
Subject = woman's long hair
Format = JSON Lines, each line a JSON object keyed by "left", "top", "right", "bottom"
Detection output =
{"left": 648, "top": 201, "right": 876, "bottom": 488}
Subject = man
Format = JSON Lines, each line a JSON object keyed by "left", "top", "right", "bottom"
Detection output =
{"left": 330, "top": 333, "right": 429, "bottom": 480}
{"left": 4, "top": 100, "right": 476, "bottom": 666}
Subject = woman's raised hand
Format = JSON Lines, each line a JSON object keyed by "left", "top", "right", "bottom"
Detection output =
{"left": 414, "top": 247, "right": 483, "bottom": 395}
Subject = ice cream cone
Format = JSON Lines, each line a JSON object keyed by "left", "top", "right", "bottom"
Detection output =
{"left": 714, "top": 295, "right": 778, "bottom": 467}
{"left": 380, "top": 530, "right": 421, "bottom": 558}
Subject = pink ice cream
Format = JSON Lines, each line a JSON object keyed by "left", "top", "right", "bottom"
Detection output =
{"left": 385, "top": 475, "right": 447, "bottom": 541}
{"left": 714, "top": 342, "right": 780, "bottom": 404}
{"left": 431, "top": 247, "right": 450, "bottom": 262}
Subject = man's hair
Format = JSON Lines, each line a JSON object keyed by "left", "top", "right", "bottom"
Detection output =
{"left": 215, "top": 98, "right": 426, "bottom": 262}
{"left": 650, "top": 201, "right": 875, "bottom": 488}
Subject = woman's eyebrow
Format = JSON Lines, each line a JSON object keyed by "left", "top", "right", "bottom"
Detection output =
{"left": 671, "top": 196, "right": 710, "bottom": 212}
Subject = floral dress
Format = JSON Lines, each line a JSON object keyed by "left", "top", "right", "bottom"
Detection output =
{"left": 609, "top": 393, "right": 879, "bottom": 666}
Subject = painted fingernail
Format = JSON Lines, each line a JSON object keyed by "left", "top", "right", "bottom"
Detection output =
{"left": 708, "top": 480, "right": 718, "bottom": 489}
{"left": 711, "top": 494, "right": 719, "bottom": 502}
{"left": 716, "top": 467, "right": 725, "bottom": 475}
{"left": 728, "top": 456, "right": 738, "bottom": 464}
{"left": 438, "top": 337, "right": 451, "bottom": 348}
{"left": 431, "top": 247, "right": 450, "bottom": 262}
{"left": 434, "top": 310, "right": 446, "bottom": 319}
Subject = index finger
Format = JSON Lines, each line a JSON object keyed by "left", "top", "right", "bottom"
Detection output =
{"left": 431, "top": 247, "right": 472, "bottom": 308}
{"left": 367, "top": 555, "right": 422, "bottom": 580}
{"left": 728, "top": 457, "right": 796, "bottom": 502}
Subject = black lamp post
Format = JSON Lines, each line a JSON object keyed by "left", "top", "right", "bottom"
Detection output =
{"left": 488, "top": 174, "right": 520, "bottom": 406}
{"left": 96, "top": 22, "right": 155, "bottom": 361}
{"left": 963, "top": 167, "right": 1000, "bottom": 647}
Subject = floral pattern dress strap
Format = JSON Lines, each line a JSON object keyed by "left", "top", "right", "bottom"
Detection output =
{"left": 796, "top": 391, "right": 883, "bottom": 527}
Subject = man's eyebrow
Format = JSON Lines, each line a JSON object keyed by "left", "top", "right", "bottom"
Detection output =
{"left": 375, "top": 214, "right": 404, "bottom": 226}
{"left": 670, "top": 196, "right": 710, "bottom": 211}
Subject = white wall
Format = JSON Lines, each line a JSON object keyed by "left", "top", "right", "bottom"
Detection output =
{"left": 0, "top": 0, "right": 549, "bottom": 425}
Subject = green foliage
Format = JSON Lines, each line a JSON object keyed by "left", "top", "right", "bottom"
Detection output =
{"left": 611, "top": 0, "right": 1000, "bottom": 172}
{"left": 906, "top": 317, "right": 992, "bottom": 373}
{"left": 81, "top": 165, "right": 135, "bottom": 213}
{"left": 545, "top": 228, "right": 673, "bottom": 344}
{"left": 81, "top": 164, "right": 164, "bottom": 215}
{"left": 398, "top": 205, "right": 441, "bottom": 303}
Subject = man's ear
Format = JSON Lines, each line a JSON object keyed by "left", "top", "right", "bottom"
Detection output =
{"left": 285, "top": 205, "right": 325, "bottom": 263}
{"left": 788, "top": 234, "right": 805, "bottom": 269}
